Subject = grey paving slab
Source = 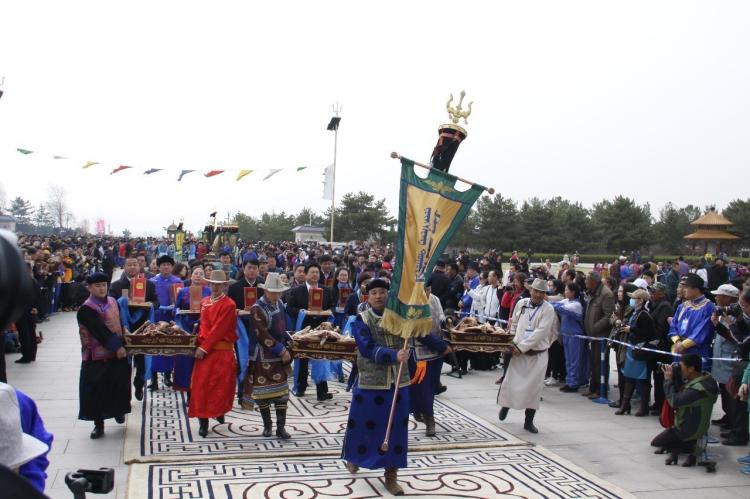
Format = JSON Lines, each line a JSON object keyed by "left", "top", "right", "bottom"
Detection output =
{"left": 5, "top": 299, "right": 750, "bottom": 498}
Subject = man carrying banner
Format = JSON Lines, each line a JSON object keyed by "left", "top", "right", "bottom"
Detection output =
{"left": 240, "top": 273, "right": 293, "bottom": 439}
{"left": 189, "top": 270, "right": 237, "bottom": 438}
{"left": 497, "top": 278, "right": 559, "bottom": 434}
{"left": 343, "top": 279, "right": 410, "bottom": 496}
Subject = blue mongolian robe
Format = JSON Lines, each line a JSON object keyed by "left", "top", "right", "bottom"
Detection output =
{"left": 173, "top": 285, "right": 210, "bottom": 391}
{"left": 240, "top": 296, "right": 291, "bottom": 408}
{"left": 342, "top": 308, "right": 409, "bottom": 470}
{"left": 669, "top": 295, "right": 715, "bottom": 371}
{"left": 149, "top": 273, "right": 184, "bottom": 373}
{"left": 552, "top": 299, "right": 589, "bottom": 388}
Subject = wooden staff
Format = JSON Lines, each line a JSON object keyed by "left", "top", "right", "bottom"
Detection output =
{"left": 390, "top": 151, "right": 496, "bottom": 194}
{"left": 380, "top": 337, "right": 410, "bottom": 452}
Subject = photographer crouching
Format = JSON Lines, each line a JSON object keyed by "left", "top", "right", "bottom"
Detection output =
{"left": 651, "top": 354, "right": 718, "bottom": 466}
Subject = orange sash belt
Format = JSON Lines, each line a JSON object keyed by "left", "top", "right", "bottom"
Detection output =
{"left": 212, "top": 341, "right": 235, "bottom": 351}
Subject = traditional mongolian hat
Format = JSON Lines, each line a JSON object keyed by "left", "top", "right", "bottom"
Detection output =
{"left": 205, "top": 270, "right": 230, "bottom": 284}
{"left": 259, "top": 272, "right": 290, "bottom": 293}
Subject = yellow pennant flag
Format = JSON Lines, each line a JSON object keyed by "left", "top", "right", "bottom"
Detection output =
{"left": 82, "top": 161, "right": 99, "bottom": 169}
{"left": 236, "top": 169, "right": 253, "bottom": 181}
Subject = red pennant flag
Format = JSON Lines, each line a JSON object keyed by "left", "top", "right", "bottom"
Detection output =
{"left": 204, "top": 170, "right": 225, "bottom": 177}
{"left": 110, "top": 165, "right": 132, "bottom": 175}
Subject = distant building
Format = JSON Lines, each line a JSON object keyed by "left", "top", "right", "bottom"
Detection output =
{"left": 291, "top": 225, "right": 327, "bottom": 243}
{"left": 684, "top": 209, "right": 739, "bottom": 255}
{"left": 0, "top": 214, "right": 18, "bottom": 232}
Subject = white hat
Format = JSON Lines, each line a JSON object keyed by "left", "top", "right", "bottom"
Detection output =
{"left": 0, "top": 383, "right": 49, "bottom": 469}
{"left": 633, "top": 278, "right": 649, "bottom": 290}
{"left": 711, "top": 284, "right": 740, "bottom": 298}
{"left": 258, "top": 272, "right": 290, "bottom": 293}
{"left": 530, "top": 278, "right": 548, "bottom": 293}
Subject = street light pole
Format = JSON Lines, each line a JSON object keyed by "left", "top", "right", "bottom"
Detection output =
{"left": 327, "top": 103, "right": 342, "bottom": 243}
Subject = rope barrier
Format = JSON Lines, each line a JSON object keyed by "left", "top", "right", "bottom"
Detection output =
{"left": 558, "top": 332, "right": 742, "bottom": 363}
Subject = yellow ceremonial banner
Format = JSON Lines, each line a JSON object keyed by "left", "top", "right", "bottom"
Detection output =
{"left": 382, "top": 158, "right": 484, "bottom": 338}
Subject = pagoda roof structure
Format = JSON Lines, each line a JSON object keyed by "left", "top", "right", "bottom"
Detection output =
{"left": 684, "top": 209, "right": 739, "bottom": 240}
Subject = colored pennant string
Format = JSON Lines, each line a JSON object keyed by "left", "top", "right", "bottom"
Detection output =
{"left": 263, "top": 168, "right": 282, "bottom": 181}
{"left": 236, "top": 169, "right": 253, "bottom": 181}
{"left": 177, "top": 169, "right": 195, "bottom": 182}
{"left": 204, "top": 170, "right": 225, "bottom": 178}
{"left": 82, "top": 161, "right": 99, "bottom": 169}
{"left": 110, "top": 165, "right": 132, "bottom": 175}
{"left": 17, "top": 148, "right": 33, "bottom": 155}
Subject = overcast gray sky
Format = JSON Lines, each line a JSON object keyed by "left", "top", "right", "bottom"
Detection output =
{"left": 1, "top": 1, "right": 748, "bottom": 236}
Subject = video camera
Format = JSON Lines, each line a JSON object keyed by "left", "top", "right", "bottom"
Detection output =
{"left": 715, "top": 303, "right": 743, "bottom": 319}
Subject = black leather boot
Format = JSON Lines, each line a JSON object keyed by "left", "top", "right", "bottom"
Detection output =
{"left": 148, "top": 372, "right": 158, "bottom": 391}
{"left": 524, "top": 409, "right": 538, "bottom": 433}
{"left": 198, "top": 418, "right": 209, "bottom": 438}
{"left": 90, "top": 420, "right": 104, "bottom": 439}
{"left": 260, "top": 407, "right": 273, "bottom": 437}
{"left": 316, "top": 382, "right": 333, "bottom": 401}
{"left": 275, "top": 406, "right": 291, "bottom": 440}
{"left": 615, "top": 380, "right": 634, "bottom": 415}
{"left": 635, "top": 384, "right": 650, "bottom": 417}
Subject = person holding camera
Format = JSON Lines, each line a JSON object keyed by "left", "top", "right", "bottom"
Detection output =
{"left": 615, "top": 288, "right": 656, "bottom": 416}
{"left": 709, "top": 285, "right": 741, "bottom": 430}
{"left": 712, "top": 286, "right": 750, "bottom": 447}
{"left": 651, "top": 354, "right": 718, "bottom": 466}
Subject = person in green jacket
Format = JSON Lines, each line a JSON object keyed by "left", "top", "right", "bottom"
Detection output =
{"left": 651, "top": 353, "right": 718, "bottom": 467}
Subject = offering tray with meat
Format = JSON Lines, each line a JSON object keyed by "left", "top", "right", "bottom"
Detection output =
{"left": 290, "top": 322, "right": 357, "bottom": 361}
{"left": 448, "top": 317, "right": 513, "bottom": 353}
{"left": 124, "top": 320, "right": 197, "bottom": 356}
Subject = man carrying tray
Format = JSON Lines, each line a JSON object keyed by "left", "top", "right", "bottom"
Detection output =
{"left": 109, "top": 255, "right": 159, "bottom": 401}
{"left": 240, "top": 273, "right": 294, "bottom": 439}
{"left": 76, "top": 272, "right": 131, "bottom": 439}
{"left": 189, "top": 270, "right": 238, "bottom": 438}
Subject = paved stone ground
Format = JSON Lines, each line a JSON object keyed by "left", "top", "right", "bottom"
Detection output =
{"left": 6, "top": 306, "right": 750, "bottom": 498}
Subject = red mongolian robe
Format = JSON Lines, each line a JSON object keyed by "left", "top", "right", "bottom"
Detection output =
{"left": 188, "top": 294, "right": 238, "bottom": 418}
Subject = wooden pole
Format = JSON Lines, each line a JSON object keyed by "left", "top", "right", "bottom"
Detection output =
{"left": 390, "top": 151, "right": 495, "bottom": 195}
{"left": 380, "top": 337, "right": 410, "bottom": 452}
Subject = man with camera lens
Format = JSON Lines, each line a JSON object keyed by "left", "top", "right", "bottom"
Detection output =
{"left": 647, "top": 282, "right": 675, "bottom": 414}
{"left": 651, "top": 353, "right": 718, "bottom": 466}
{"left": 711, "top": 286, "right": 750, "bottom": 447}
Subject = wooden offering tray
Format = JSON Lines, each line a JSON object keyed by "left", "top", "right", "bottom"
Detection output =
{"left": 448, "top": 317, "right": 513, "bottom": 353}
{"left": 291, "top": 324, "right": 357, "bottom": 361}
{"left": 305, "top": 309, "right": 333, "bottom": 317}
{"left": 127, "top": 301, "right": 154, "bottom": 309}
{"left": 176, "top": 309, "right": 201, "bottom": 315}
{"left": 124, "top": 321, "right": 197, "bottom": 356}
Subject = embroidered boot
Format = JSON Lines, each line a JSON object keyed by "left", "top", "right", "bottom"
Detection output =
{"left": 384, "top": 467, "right": 404, "bottom": 496}
{"left": 260, "top": 407, "right": 273, "bottom": 437}
{"left": 275, "top": 405, "right": 291, "bottom": 440}
{"left": 424, "top": 414, "right": 436, "bottom": 437}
